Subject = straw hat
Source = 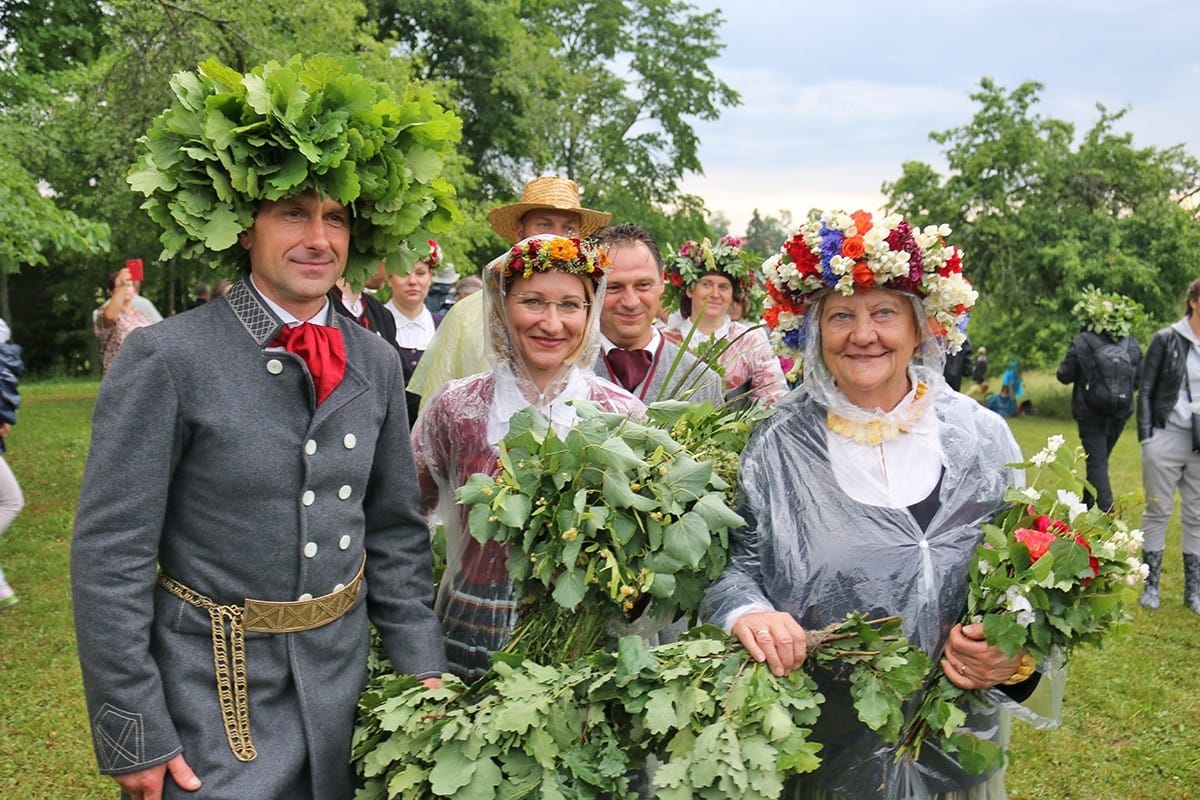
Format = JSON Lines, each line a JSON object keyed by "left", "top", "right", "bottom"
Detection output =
{"left": 486, "top": 176, "right": 612, "bottom": 243}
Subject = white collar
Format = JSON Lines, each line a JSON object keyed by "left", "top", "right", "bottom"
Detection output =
{"left": 601, "top": 328, "right": 661, "bottom": 355}
{"left": 250, "top": 276, "right": 331, "bottom": 326}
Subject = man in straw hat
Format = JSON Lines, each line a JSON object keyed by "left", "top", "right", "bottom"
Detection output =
{"left": 407, "top": 175, "right": 612, "bottom": 409}
{"left": 71, "top": 55, "right": 456, "bottom": 800}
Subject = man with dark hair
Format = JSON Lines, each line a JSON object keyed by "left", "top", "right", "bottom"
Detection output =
{"left": 593, "top": 223, "right": 723, "bottom": 405}
{"left": 71, "top": 56, "right": 454, "bottom": 800}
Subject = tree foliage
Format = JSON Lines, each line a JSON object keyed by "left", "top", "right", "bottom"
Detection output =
{"left": 0, "top": 154, "right": 110, "bottom": 274}
{"left": 3, "top": 0, "right": 739, "bottom": 373}
{"left": 884, "top": 78, "right": 1200, "bottom": 368}
{"left": 372, "top": 0, "right": 740, "bottom": 264}
{"left": 742, "top": 208, "right": 795, "bottom": 261}
{"left": 0, "top": 0, "right": 454, "bottom": 372}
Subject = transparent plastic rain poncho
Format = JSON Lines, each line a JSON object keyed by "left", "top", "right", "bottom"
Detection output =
{"left": 410, "top": 235, "right": 644, "bottom": 681}
{"left": 701, "top": 294, "right": 1064, "bottom": 799}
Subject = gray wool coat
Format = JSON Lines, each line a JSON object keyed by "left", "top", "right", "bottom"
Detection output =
{"left": 71, "top": 279, "right": 447, "bottom": 800}
{"left": 594, "top": 338, "right": 725, "bottom": 406}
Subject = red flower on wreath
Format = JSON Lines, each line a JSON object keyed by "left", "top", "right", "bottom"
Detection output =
{"left": 851, "top": 262, "right": 875, "bottom": 289}
{"left": 784, "top": 235, "right": 821, "bottom": 278}
{"left": 939, "top": 246, "right": 963, "bottom": 277}
{"left": 841, "top": 235, "right": 866, "bottom": 261}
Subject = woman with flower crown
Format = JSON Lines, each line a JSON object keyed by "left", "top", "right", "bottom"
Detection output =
{"left": 411, "top": 234, "right": 644, "bottom": 682}
{"left": 660, "top": 235, "right": 789, "bottom": 407}
{"left": 701, "top": 210, "right": 1049, "bottom": 799}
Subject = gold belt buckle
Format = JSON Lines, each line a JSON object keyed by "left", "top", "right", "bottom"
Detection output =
{"left": 243, "top": 562, "right": 364, "bottom": 633}
{"left": 156, "top": 557, "right": 366, "bottom": 762}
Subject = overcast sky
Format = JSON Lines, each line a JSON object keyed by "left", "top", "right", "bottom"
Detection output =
{"left": 679, "top": 0, "right": 1200, "bottom": 233}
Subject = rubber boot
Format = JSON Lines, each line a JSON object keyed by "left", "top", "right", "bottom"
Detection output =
{"left": 1140, "top": 550, "right": 1163, "bottom": 609}
{"left": 1184, "top": 554, "right": 1200, "bottom": 614}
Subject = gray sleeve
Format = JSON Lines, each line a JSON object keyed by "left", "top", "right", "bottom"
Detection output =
{"left": 362, "top": 356, "right": 449, "bottom": 679}
{"left": 71, "top": 328, "right": 185, "bottom": 773}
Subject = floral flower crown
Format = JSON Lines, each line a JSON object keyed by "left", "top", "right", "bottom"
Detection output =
{"left": 492, "top": 235, "right": 609, "bottom": 290}
{"left": 1071, "top": 287, "right": 1141, "bottom": 340}
{"left": 662, "top": 235, "right": 755, "bottom": 313}
{"left": 760, "top": 209, "right": 977, "bottom": 367}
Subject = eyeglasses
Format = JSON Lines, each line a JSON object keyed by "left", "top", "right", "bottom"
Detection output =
{"left": 511, "top": 293, "right": 590, "bottom": 317}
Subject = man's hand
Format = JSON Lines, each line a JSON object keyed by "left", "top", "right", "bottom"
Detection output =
{"left": 113, "top": 754, "right": 201, "bottom": 800}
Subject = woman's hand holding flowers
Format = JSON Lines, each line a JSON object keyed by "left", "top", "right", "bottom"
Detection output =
{"left": 940, "top": 622, "right": 1025, "bottom": 690}
{"left": 733, "top": 610, "right": 808, "bottom": 676}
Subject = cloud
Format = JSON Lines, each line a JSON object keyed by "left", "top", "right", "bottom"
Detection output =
{"left": 681, "top": 1, "right": 1200, "bottom": 234}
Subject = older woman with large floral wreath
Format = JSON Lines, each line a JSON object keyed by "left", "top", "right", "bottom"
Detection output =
{"left": 701, "top": 210, "right": 1056, "bottom": 799}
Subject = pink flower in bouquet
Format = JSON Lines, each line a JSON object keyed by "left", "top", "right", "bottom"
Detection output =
{"left": 1016, "top": 511, "right": 1100, "bottom": 583}
{"left": 1013, "top": 527, "right": 1056, "bottom": 561}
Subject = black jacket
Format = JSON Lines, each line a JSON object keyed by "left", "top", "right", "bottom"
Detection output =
{"left": 329, "top": 288, "right": 399, "bottom": 351}
{"left": 1137, "top": 326, "right": 1192, "bottom": 441}
{"left": 942, "top": 337, "right": 974, "bottom": 391}
{"left": 1056, "top": 329, "right": 1142, "bottom": 421}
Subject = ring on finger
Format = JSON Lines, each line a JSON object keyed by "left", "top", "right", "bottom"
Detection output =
{"left": 958, "top": 664, "right": 968, "bottom": 675}
{"left": 756, "top": 628, "right": 769, "bottom": 637}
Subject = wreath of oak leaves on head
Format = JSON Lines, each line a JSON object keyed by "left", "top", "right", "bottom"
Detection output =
{"left": 128, "top": 54, "right": 462, "bottom": 284}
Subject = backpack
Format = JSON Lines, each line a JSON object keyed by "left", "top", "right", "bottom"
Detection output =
{"left": 1083, "top": 335, "right": 1135, "bottom": 413}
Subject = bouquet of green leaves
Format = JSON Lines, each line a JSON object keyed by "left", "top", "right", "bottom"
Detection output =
{"left": 644, "top": 398, "right": 773, "bottom": 507}
{"left": 355, "top": 399, "right": 945, "bottom": 799}
{"left": 898, "top": 435, "right": 1146, "bottom": 773}
{"left": 454, "top": 400, "right": 746, "bottom": 664}
{"left": 354, "top": 614, "right": 932, "bottom": 800}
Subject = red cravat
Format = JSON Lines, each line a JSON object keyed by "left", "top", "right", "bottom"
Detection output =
{"left": 606, "top": 347, "right": 652, "bottom": 391}
{"left": 272, "top": 322, "right": 347, "bottom": 404}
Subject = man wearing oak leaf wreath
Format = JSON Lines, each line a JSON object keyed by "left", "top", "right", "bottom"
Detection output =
{"left": 70, "top": 55, "right": 455, "bottom": 800}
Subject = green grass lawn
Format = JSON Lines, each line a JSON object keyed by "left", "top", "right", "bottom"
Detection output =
{"left": 0, "top": 375, "right": 1196, "bottom": 798}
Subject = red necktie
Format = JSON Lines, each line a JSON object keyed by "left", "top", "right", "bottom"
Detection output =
{"left": 606, "top": 347, "right": 652, "bottom": 391}
{"left": 272, "top": 322, "right": 347, "bottom": 404}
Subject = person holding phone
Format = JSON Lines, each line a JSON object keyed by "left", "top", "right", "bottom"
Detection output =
{"left": 93, "top": 266, "right": 155, "bottom": 373}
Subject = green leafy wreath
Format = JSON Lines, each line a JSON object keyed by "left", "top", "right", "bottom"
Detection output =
{"left": 128, "top": 54, "right": 462, "bottom": 284}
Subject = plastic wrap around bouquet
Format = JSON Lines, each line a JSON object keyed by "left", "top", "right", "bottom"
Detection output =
{"left": 898, "top": 435, "right": 1146, "bottom": 774}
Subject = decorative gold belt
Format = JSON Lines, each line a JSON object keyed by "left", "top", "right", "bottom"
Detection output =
{"left": 156, "top": 558, "right": 365, "bottom": 761}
